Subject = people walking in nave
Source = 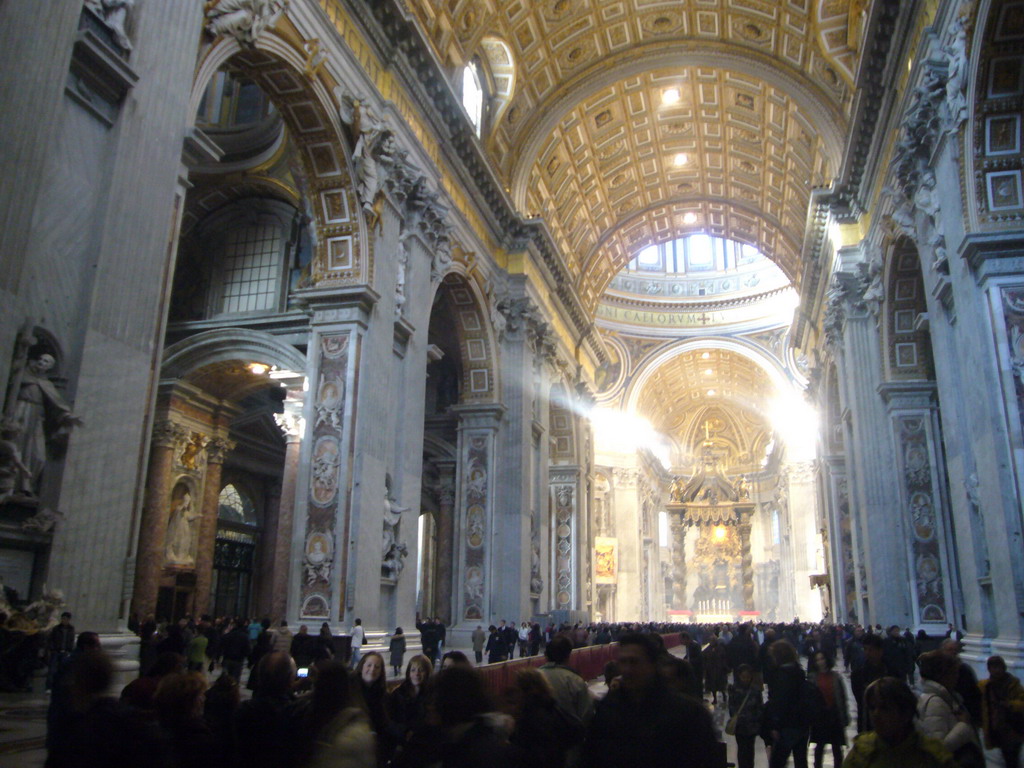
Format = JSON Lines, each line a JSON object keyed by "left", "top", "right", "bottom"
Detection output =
{"left": 809, "top": 651, "right": 850, "bottom": 768}
{"left": 763, "top": 639, "right": 812, "bottom": 768}
{"left": 843, "top": 677, "right": 957, "bottom": 768}
{"left": 939, "top": 638, "right": 983, "bottom": 728}
{"left": 728, "top": 663, "right": 765, "bottom": 768}
{"left": 582, "top": 632, "right": 720, "bottom": 768}
{"left": 980, "top": 655, "right": 1024, "bottom": 768}
{"left": 851, "top": 634, "right": 891, "bottom": 733}
{"left": 916, "top": 650, "right": 985, "bottom": 768}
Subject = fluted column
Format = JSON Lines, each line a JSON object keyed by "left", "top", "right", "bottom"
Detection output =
{"left": 131, "top": 420, "right": 189, "bottom": 621}
{"left": 432, "top": 463, "right": 456, "bottom": 625}
{"left": 193, "top": 437, "right": 234, "bottom": 617}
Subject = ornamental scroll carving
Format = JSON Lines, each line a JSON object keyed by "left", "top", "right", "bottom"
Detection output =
{"left": 205, "top": 0, "right": 288, "bottom": 47}
{"left": 885, "top": 5, "right": 973, "bottom": 278}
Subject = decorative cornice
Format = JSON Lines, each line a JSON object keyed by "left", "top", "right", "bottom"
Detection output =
{"left": 341, "top": 0, "right": 603, "bottom": 363}
{"left": 829, "top": 0, "right": 903, "bottom": 221}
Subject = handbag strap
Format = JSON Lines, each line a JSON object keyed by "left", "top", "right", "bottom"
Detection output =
{"left": 734, "top": 687, "right": 753, "bottom": 718}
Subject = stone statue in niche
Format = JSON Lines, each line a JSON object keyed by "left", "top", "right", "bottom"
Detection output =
{"left": 84, "top": 0, "right": 134, "bottom": 50}
{"left": 381, "top": 475, "right": 410, "bottom": 580}
{"left": 205, "top": 0, "right": 289, "bottom": 47}
{"left": 165, "top": 486, "right": 200, "bottom": 566}
{"left": 3, "top": 327, "right": 82, "bottom": 498}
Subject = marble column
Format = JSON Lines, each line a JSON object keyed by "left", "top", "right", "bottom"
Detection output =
{"left": 192, "top": 437, "right": 233, "bottom": 617}
{"left": 671, "top": 521, "right": 688, "bottom": 610}
{"left": 739, "top": 522, "right": 754, "bottom": 610}
{"left": 431, "top": 463, "right": 456, "bottom": 626}
{"left": 131, "top": 420, "right": 189, "bottom": 621}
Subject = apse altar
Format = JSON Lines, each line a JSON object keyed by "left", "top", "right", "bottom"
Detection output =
{"left": 667, "top": 434, "right": 756, "bottom": 623}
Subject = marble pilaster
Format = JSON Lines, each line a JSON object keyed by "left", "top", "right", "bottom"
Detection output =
{"left": 193, "top": 436, "right": 233, "bottom": 617}
{"left": 431, "top": 463, "right": 456, "bottom": 626}
{"left": 131, "top": 420, "right": 189, "bottom": 621}
{"left": 550, "top": 467, "right": 582, "bottom": 611}
{"left": 831, "top": 260, "right": 914, "bottom": 627}
{"left": 451, "top": 402, "right": 504, "bottom": 629}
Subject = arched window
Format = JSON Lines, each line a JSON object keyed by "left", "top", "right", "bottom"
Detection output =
{"left": 218, "top": 216, "right": 286, "bottom": 314}
{"left": 462, "top": 61, "right": 484, "bottom": 136}
{"left": 218, "top": 483, "right": 258, "bottom": 526}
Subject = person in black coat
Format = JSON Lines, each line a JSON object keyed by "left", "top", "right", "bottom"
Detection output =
{"left": 762, "top": 639, "right": 810, "bottom": 768}
{"left": 581, "top": 633, "right": 720, "bottom": 768}
{"left": 851, "top": 633, "right": 889, "bottom": 733}
{"left": 485, "top": 625, "right": 509, "bottom": 664}
{"left": 233, "top": 652, "right": 296, "bottom": 768}
{"left": 219, "top": 621, "right": 250, "bottom": 682}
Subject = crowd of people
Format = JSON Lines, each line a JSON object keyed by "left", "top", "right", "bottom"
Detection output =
{"left": 29, "top": 613, "right": 1024, "bottom": 768}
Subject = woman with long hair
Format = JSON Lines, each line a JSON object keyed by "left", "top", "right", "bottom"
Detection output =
{"left": 387, "top": 654, "right": 433, "bottom": 757}
{"left": 356, "top": 651, "right": 393, "bottom": 766}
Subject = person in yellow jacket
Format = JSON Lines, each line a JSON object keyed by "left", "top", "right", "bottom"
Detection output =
{"left": 980, "top": 655, "right": 1024, "bottom": 768}
{"left": 842, "top": 677, "right": 956, "bottom": 768}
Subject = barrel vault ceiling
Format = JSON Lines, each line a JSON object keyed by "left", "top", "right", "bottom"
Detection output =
{"left": 407, "top": 0, "right": 861, "bottom": 313}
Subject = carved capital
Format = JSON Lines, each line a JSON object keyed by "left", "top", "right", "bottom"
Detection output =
{"left": 205, "top": 437, "right": 235, "bottom": 465}
{"left": 151, "top": 420, "right": 190, "bottom": 449}
{"left": 497, "top": 297, "right": 542, "bottom": 340}
{"left": 274, "top": 408, "right": 304, "bottom": 440}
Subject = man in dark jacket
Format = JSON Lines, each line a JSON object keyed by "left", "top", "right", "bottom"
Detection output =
{"left": 726, "top": 625, "right": 759, "bottom": 684}
{"left": 851, "top": 633, "right": 889, "bottom": 732}
{"left": 485, "top": 624, "right": 509, "bottom": 664}
{"left": 416, "top": 614, "right": 439, "bottom": 665}
{"left": 220, "top": 620, "right": 251, "bottom": 682}
{"left": 233, "top": 652, "right": 296, "bottom": 768}
{"left": 582, "top": 632, "right": 720, "bottom": 768}
{"left": 680, "top": 631, "right": 704, "bottom": 698}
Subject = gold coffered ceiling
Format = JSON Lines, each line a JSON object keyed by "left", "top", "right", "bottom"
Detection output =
{"left": 408, "top": 0, "right": 860, "bottom": 313}
{"left": 633, "top": 348, "right": 774, "bottom": 453}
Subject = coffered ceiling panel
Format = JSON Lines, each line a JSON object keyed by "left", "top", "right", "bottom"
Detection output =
{"left": 519, "top": 66, "right": 831, "bottom": 309}
{"left": 406, "top": 0, "right": 859, "bottom": 313}
{"left": 633, "top": 348, "right": 774, "bottom": 443}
